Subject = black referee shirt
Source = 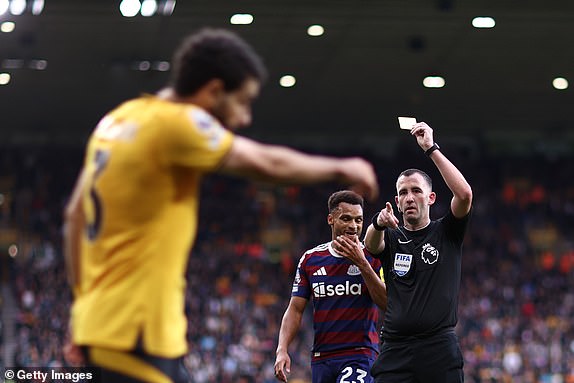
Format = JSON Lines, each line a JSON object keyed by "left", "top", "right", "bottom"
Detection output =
{"left": 374, "top": 209, "right": 470, "bottom": 341}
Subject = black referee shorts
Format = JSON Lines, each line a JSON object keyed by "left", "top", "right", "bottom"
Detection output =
{"left": 370, "top": 329, "right": 463, "bottom": 383}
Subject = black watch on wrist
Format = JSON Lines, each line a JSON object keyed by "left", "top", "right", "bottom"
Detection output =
{"left": 371, "top": 213, "right": 386, "bottom": 231}
{"left": 425, "top": 142, "right": 440, "bottom": 156}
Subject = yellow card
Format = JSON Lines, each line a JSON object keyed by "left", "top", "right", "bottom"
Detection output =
{"left": 398, "top": 117, "right": 417, "bottom": 130}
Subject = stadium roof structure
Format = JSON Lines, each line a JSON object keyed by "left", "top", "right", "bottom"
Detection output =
{"left": 1, "top": 0, "right": 573, "bottom": 156}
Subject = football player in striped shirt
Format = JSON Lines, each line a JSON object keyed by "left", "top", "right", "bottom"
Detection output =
{"left": 274, "top": 190, "right": 387, "bottom": 383}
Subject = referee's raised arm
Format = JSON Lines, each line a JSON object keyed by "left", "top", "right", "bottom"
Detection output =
{"left": 410, "top": 122, "right": 472, "bottom": 218}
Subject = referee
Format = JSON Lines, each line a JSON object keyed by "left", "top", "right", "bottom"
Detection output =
{"left": 364, "top": 122, "right": 472, "bottom": 383}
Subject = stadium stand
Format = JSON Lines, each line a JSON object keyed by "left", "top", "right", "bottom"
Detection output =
{"left": 2, "top": 146, "right": 574, "bottom": 383}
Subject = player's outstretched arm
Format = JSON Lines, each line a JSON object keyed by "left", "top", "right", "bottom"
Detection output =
{"left": 219, "top": 136, "right": 379, "bottom": 201}
{"left": 275, "top": 296, "right": 307, "bottom": 382}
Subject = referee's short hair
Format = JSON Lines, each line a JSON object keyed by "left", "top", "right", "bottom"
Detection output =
{"left": 398, "top": 168, "right": 433, "bottom": 190}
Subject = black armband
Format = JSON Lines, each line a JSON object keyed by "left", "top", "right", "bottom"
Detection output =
{"left": 425, "top": 142, "right": 440, "bottom": 156}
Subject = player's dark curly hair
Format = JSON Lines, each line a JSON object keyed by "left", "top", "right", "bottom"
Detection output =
{"left": 170, "top": 28, "right": 267, "bottom": 96}
{"left": 328, "top": 190, "right": 364, "bottom": 213}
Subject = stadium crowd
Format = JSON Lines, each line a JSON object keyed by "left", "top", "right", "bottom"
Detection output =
{"left": 2, "top": 145, "right": 574, "bottom": 383}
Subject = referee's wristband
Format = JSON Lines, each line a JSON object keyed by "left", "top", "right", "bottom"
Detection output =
{"left": 371, "top": 213, "right": 386, "bottom": 231}
{"left": 425, "top": 142, "right": 440, "bottom": 156}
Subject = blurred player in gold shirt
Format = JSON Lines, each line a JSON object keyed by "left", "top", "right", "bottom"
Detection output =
{"left": 64, "top": 28, "right": 379, "bottom": 382}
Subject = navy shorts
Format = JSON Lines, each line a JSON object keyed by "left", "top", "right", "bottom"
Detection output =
{"left": 312, "top": 354, "right": 376, "bottom": 383}
{"left": 370, "top": 330, "right": 463, "bottom": 383}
